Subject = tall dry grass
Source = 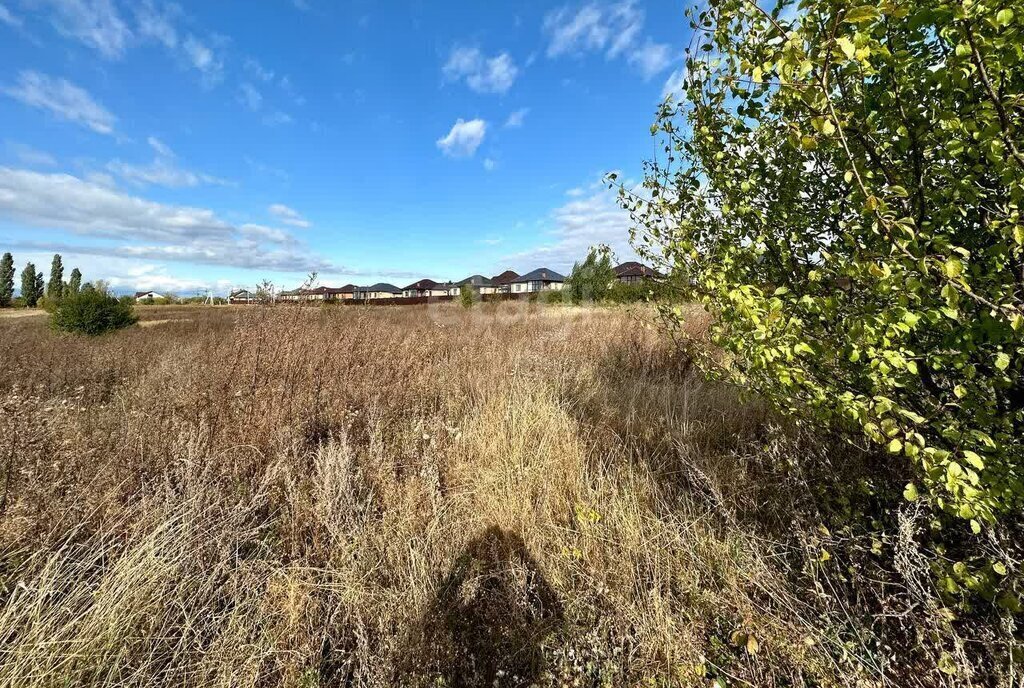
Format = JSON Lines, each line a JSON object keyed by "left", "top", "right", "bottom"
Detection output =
{"left": 0, "top": 303, "right": 1010, "bottom": 686}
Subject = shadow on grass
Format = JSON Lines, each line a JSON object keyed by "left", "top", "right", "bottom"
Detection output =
{"left": 408, "top": 526, "right": 562, "bottom": 687}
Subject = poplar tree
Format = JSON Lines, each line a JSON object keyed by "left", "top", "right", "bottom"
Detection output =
{"left": 0, "top": 252, "right": 14, "bottom": 307}
{"left": 46, "top": 254, "right": 64, "bottom": 301}
{"left": 20, "top": 263, "right": 40, "bottom": 307}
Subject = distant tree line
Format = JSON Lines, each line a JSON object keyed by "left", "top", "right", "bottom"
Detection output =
{"left": 0, "top": 252, "right": 85, "bottom": 309}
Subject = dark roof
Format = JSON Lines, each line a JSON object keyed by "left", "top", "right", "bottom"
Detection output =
{"left": 614, "top": 261, "right": 660, "bottom": 278}
{"left": 229, "top": 289, "right": 254, "bottom": 297}
{"left": 303, "top": 286, "right": 330, "bottom": 295}
{"left": 512, "top": 267, "right": 566, "bottom": 283}
{"left": 434, "top": 282, "right": 457, "bottom": 291}
{"left": 403, "top": 278, "right": 438, "bottom": 290}
{"left": 134, "top": 291, "right": 153, "bottom": 298}
{"left": 278, "top": 288, "right": 302, "bottom": 296}
{"left": 457, "top": 274, "right": 494, "bottom": 287}
{"left": 361, "top": 282, "right": 402, "bottom": 293}
{"left": 491, "top": 270, "right": 519, "bottom": 285}
{"left": 323, "top": 284, "right": 355, "bottom": 295}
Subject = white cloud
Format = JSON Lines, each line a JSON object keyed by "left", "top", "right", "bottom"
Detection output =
{"left": 244, "top": 57, "right": 275, "bottom": 82}
{"left": 504, "top": 108, "right": 529, "bottom": 128}
{"left": 6, "top": 142, "right": 57, "bottom": 167}
{"left": 436, "top": 118, "right": 487, "bottom": 158}
{"left": 443, "top": 47, "right": 519, "bottom": 94}
{"left": 662, "top": 67, "right": 687, "bottom": 98}
{"left": 504, "top": 179, "right": 639, "bottom": 271}
{"left": 183, "top": 34, "right": 224, "bottom": 85}
{"left": 238, "top": 82, "right": 263, "bottom": 111}
{"left": 106, "top": 158, "right": 231, "bottom": 188}
{"left": 147, "top": 136, "right": 174, "bottom": 158}
{"left": 2, "top": 71, "right": 116, "bottom": 135}
{"left": 133, "top": 0, "right": 177, "bottom": 48}
{"left": 483, "top": 157, "right": 496, "bottom": 171}
{"left": 268, "top": 204, "right": 311, "bottom": 228}
{"left": 0, "top": 3, "right": 23, "bottom": 28}
{"left": 628, "top": 40, "right": 673, "bottom": 80}
{"left": 543, "top": 1, "right": 673, "bottom": 78}
{"left": 37, "top": 0, "right": 132, "bottom": 59}
{"left": 0, "top": 166, "right": 330, "bottom": 272}
{"left": 262, "top": 111, "right": 293, "bottom": 126}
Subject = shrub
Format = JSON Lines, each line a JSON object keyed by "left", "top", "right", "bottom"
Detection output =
{"left": 459, "top": 283, "right": 477, "bottom": 309}
{"left": 51, "top": 288, "right": 139, "bottom": 335}
{"left": 624, "top": 0, "right": 1024, "bottom": 603}
{"left": 564, "top": 247, "right": 616, "bottom": 304}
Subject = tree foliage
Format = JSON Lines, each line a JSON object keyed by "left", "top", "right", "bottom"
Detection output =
{"left": 623, "top": 0, "right": 1024, "bottom": 592}
{"left": 46, "top": 254, "right": 64, "bottom": 301}
{"left": 51, "top": 285, "right": 138, "bottom": 336}
{"left": 20, "top": 263, "right": 42, "bottom": 308}
{"left": 459, "top": 283, "right": 477, "bottom": 308}
{"left": 67, "top": 268, "right": 82, "bottom": 295}
{"left": 564, "top": 247, "right": 616, "bottom": 304}
{"left": 0, "top": 253, "right": 14, "bottom": 308}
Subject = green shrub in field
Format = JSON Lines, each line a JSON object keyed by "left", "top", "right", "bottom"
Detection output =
{"left": 623, "top": 0, "right": 1023, "bottom": 603}
{"left": 51, "top": 287, "right": 138, "bottom": 335}
{"left": 564, "top": 247, "right": 616, "bottom": 304}
{"left": 459, "top": 283, "right": 477, "bottom": 309}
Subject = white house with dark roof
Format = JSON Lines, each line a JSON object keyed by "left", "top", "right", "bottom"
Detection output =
{"left": 510, "top": 268, "right": 565, "bottom": 293}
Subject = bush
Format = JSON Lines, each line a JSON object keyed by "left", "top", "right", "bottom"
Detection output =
{"left": 51, "top": 288, "right": 138, "bottom": 335}
{"left": 626, "top": 0, "right": 1023, "bottom": 605}
{"left": 564, "top": 247, "right": 616, "bottom": 304}
{"left": 459, "top": 284, "right": 477, "bottom": 309}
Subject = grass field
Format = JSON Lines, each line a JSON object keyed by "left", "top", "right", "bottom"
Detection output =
{"left": 0, "top": 303, "right": 999, "bottom": 686}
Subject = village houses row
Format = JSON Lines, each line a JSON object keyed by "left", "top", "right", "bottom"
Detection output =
{"left": 228, "top": 262, "right": 657, "bottom": 304}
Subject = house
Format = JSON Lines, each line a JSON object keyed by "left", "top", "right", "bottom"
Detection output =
{"left": 510, "top": 268, "right": 565, "bottom": 293}
{"left": 326, "top": 284, "right": 356, "bottom": 300}
{"left": 229, "top": 289, "right": 257, "bottom": 304}
{"left": 355, "top": 283, "right": 402, "bottom": 300}
{"left": 457, "top": 274, "right": 495, "bottom": 295}
{"left": 278, "top": 288, "right": 303, "bottom": 303}
{"left": 302, "top": 286, "right": 332, "bottom": 301}
{"left": 434, "top": 282, "right": 460, "bottom": 297}
{"left": 402, "top": 279, "right": 438, "bottom": 298}
{"left": 489, "top": 270, "right": 519, "bottom": 294}
{"left": 134, "top": 290, "right": 165, "bottom": 302}
{"left": 613, "top": 261, "right": 660, "bottom": 283}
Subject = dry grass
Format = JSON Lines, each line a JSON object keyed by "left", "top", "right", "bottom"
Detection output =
{"left": 0, "top": 303, "right": 1006, "bottom": 686}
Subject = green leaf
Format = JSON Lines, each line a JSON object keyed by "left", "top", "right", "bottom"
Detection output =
{"left": 943, "top": 258, "right": 963, "bottom": 278}
{"left": 963, "top": 451, "right": 984, "bottom": 470}
{"left": 836, "top": 36, "right": 856, "bottom": 60}
{"left": 887, "top": 438, "right": 903, "bottom": 453}
{"left": 903, "top": 483, "right": 919, "bottom": 501}
{"left": 844, "top": 5, "right": 880, "bottom": 23}
{"left": 996, "top": 8, "right": 1014, "bottom": 25}
{"left": 995, "top": 352, "right": 1010, "bottom": 371}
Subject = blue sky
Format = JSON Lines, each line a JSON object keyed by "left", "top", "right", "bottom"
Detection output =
{"left": 0, "top": 0, "right": 687, "bottom": 295}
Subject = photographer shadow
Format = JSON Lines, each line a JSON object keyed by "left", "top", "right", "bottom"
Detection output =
{"left": 409, "top": 526, "right": 563, "bottom": 687}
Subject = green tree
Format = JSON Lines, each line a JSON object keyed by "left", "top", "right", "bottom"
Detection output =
{"left": 51, "top": 285, "right": 138, "bottom": 335}
{"left": 46, "top": 254, "right": 64, "bottom": 301}
{"left": 0, "top": 252, "right": 14, "bottom": 307}
{"left": 20, "top": 263, "right": 41, "bottom": 308}
{"left": 459, "top": 283, "right": 477, "bottom": 308}
{"left": 564, "top": 247, "right": 616, "bottom": 304}
{"left": 67, "top": 268, "right": 82, "bottom": 295}
{"left": 623, "top": 0, "right": 1024, "bottom": 589}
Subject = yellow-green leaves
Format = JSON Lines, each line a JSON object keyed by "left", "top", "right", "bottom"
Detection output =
{"left": 904, "top": 483, "right": 920, "bottom": 501}
{"left": 994, "top": 352, "right": 1010, "bottom": 371}
{"left": 996, "top": 8, "right": 1014, "bottom": 25}
{"left": 837, "top": 36, "right": 856, "bottom": 60}
{"left": 844, "top": 5, "right": 881, "bottom": 23}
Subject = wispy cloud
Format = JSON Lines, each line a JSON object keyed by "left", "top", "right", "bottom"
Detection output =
{"left": 0, "top": 165, "right": 328, "bottom": 272}
{"left": 443, "top": 46, "right": 519, "bottom": 94}
{"left": 0, "top": 3, "right": 22, "bottom": 28}
{"left": 106, "top": 158, "right": 231, "bottom": 188}
{"left": 133, "top": 0, "right": 178, "bottom": 48}
{"left": 182, "top": 34, "right": 224, "bottom": 86}
{"left": 542, "top": 1, "right": 673, "bottom": 79}
{"left": 238, "top": 82, "right": 263, "bottom": 111}
{"left": 2, "top": 71, "right": 116, "bottom": 135}
{"left": 5, "top": 142, "right": 57, "bottom": 167}
{"left": 504, "top": 108, "right": 529, "bottom": 128}
{"left": 37, "top": 0, "right": 132, "bottom": 58}
{"left": 483, "top": 157, "right": 496, "bottom": 172}
{"left": 504, "top": 177, "right": 639, "bottom": 271}
{"left": 437, "top": 118, "right": 487, "bottom": 158}
{"left": 147, "top": 135, "right": 174, "bottom": 158}
{"left": 268, "top": 203, "right": 311, "bottom": 228}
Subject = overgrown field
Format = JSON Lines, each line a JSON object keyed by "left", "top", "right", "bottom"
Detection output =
{"left": 0, "top": 304, "right": 1010, "bottom": 686}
